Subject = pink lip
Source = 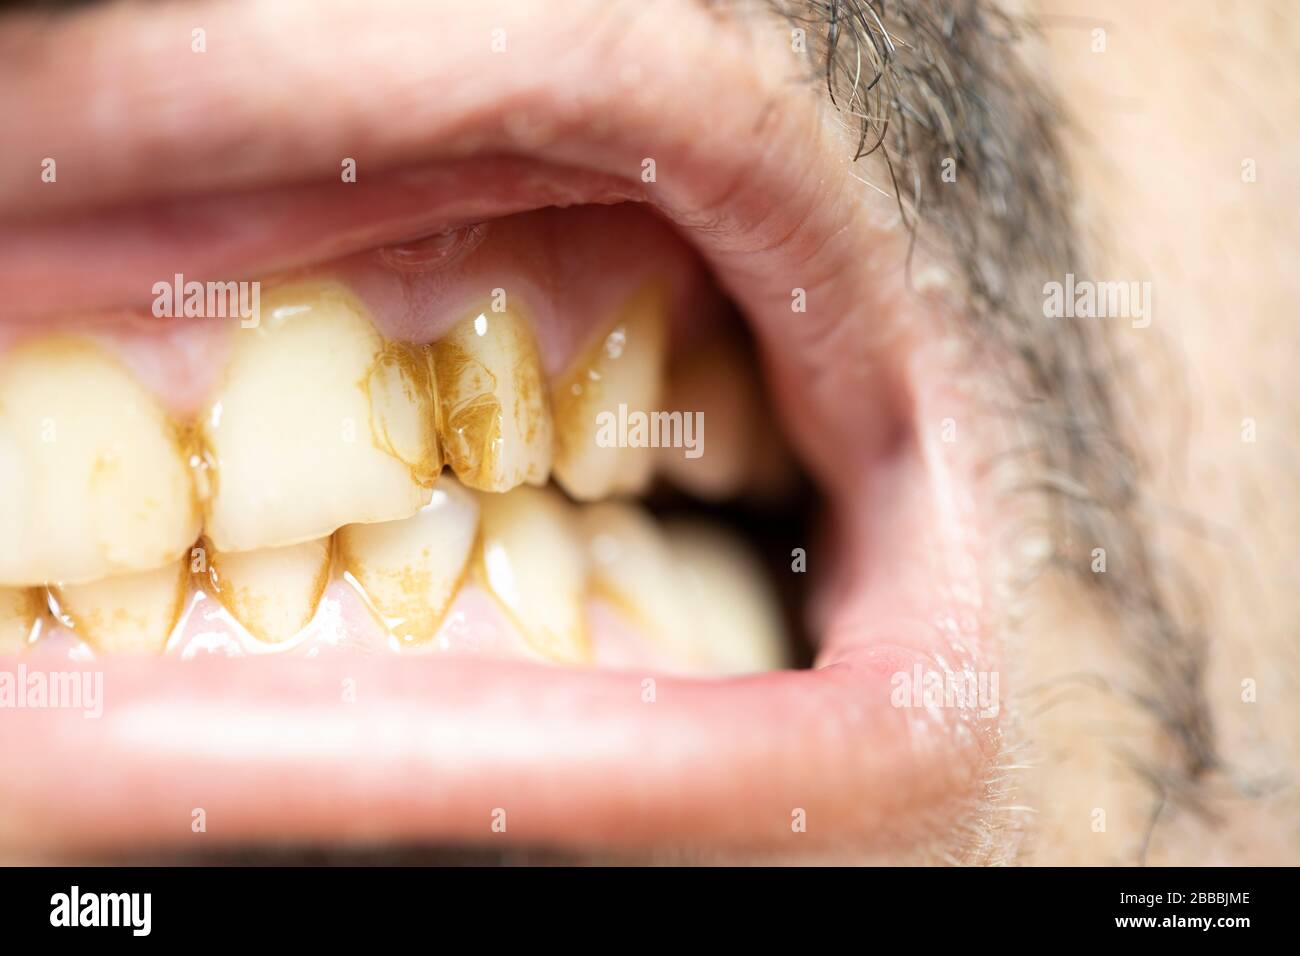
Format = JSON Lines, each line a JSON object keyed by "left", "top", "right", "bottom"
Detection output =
{"left": 0, "top": 655, "right": 972, "bottom": 858}
{"left": 0, "top": 0, "right": 999, "bottom": 859}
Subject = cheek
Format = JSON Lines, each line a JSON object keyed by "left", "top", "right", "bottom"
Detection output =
{"left": 1031, "top": 0, "right": 1300, "bottom": 864}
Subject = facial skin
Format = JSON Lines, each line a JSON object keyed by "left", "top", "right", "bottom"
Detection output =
{"left": 0, "top": 0, "right": 1294, "bottom": 864}
{"left": 1017, "top": 0, "right": 1300, "bottom": 865}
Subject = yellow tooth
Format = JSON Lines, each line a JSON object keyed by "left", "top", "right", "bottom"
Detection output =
{"left": 432, "top": 307, "right": 552, "bottom": 493}
{"left": 579, "top": 501, "right": 700, "bottom": 666}
{"left": 54, "top": 560, "right": 189, "bottom": 654}
{"left": 552, "top": 286, "right": 667, "bottom": 501}
{"left": 337, "top": 476, "right": 479, "bottom": 644}
{"left": 206, "top": 537, "right": 331, "bottom": 644}
{"left": 476, "top": 484, "right": 588, "bottom": 664}
{"left": 0, "top": 338, "right": 200, "bottom": 586}
{"left": 201, "top": 282, "right": 439, "bottom": 553}
{"left": 0, "top": 588, "right": 42, "bottom": 654}
{"left": 662, "top": 520, "right": 788, "bottom": 673}
{"left": 656, "top": 332, "right": 767, "bottom": 501}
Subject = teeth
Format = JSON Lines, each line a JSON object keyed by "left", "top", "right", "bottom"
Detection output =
{"left": 476, "top": 484, "right": 588, "bottom": 664}
{"left": 201, "top": 282, "right": 437, "bottom": 553}
{"left": 552, "top": 286, "right": 667, "bottom": 501}
{"left": 337, "top": 476, "right": 479, "bottom": 644}
{"left": 432, "top": 308, "right": 553, "bottom": 493}
{"left": 54, "top": 560, "right": 189, "bottom": 654}
{"left": 662, "top": 521, "right": 788, "bottom": 673}
{"left": 0, "top": 588, "right": 42, "bottom": 654}
{"left": 656, "top": 332, "right": 766, "bottom": 501}
{"left": 579, "top": 501, "right": 699, "bottom": 665}
{"left": 206, "top": 537, "right": 332, "bottom": 644}
{"left": 0, "top": 338, "right": 200, "bottom": 586}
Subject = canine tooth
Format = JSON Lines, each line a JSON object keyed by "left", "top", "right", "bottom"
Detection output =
{"left": 432, "top": 308, "right": 552, "bottom": 493}
{"left": 476, "top": 485, "right": 588, "bottom": 664}
{"left": 0, "top": 588, "right": 42, "bottom": 653}
{"left": 0, "top": 338, "right": 199, "bottom": 586}
{"left": 579, "top": 502, "right": 700, "bottom": 665}
{"left": 54, "top": 560, "right": 189, "bottom": 654}
{"left": 207, "top": 537, "right": 332, "bottom": 643}
{"left": 201, "top": 282, "right": 436, "bottom": 553}
{"left": 337, "top": 476, "right": 479, "bottom": 644}
{"left": 552, "top": 286, "right": 667, "bottom": 501}
{"left": 663, "top": 521, "right": 788, "bottom": 673}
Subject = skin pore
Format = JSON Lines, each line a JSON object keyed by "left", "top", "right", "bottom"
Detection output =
{"left": 0, "top": 0, "right": 1295, "bottom": 864}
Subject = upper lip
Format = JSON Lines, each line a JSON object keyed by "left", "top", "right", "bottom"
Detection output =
{"left": 0, "top": 0, "right": 999, "bottom": 860}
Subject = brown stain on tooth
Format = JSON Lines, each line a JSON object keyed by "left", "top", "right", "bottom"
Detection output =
{"left": 432, "top": 308, "right": 553, "bottom": 493}
{"left": 0, "top": 587, "right": 43, "bottom": 654}
{"left": 336, "top": 476, "right": 479, "bottom": 646}
{"left": 205, "top": 535, "right": 332, "bottom": 645}
{"left": 364, "top": 340, "right": 443, "bottom": 486}
{"left": 53, "top": 559, "right": 190, "bottom": 655}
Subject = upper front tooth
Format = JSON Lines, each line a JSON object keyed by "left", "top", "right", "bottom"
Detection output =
{"left": 0, "top": 587, "right": 41, "bottom": 654}
{"left": 432, "top": 308, "right": 553, "bottom": 493}
{"left": 337, "top": 475, "right": 479, "bottom": 644}
{"left": 552, "top": 286, "right": 667, "bottom": 501}
{"left": 662, "top": 520, "right": 788, "bottom": 673}
{"left": 53, "top": 558, "right": 189, "bottom": 654}
{"left": 476, "top": 484, "right": 588, "bottom": 664}
{"left": 206, "top": 536, "right": 332, "bottom": 643}
{"left": 201, "top": 281, "right": 438, "bottom": 554}
{"left": 0, "top": 338, "right": 200, "bottom": 586}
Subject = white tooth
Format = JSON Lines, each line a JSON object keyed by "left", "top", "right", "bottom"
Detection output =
{"left": 579, "top": 501, "right": 702, "bottom": 666}
{"left": 54, "top": 560, "right": 189, "bottom": 654}
{"left": 433, "top": 308, "right": 553, "bottom": 493}
{"left": 201, "top": 281, "right": 438, "bottom": 553}
{"left": 663, "top": 521, "right": 788, "bottom": 673}
{"left": 0, "top": 588, "right": 42, "bottom": 654}
{"left": 207, "top": 537, "right": 332, "bottom": 644}
{"left": 552, "top": 286, "right": 667, "bottom": 501}
{"left": 337, "top": 476, "right": 479, "bottom": 644}
{"left": 476, "top": 485, "right": 588, "bottom": 664}
{"left": 0, "top": 338, "right": 200, "bottom": 586}
{"left": 656, "top": 332, "right": 776, "bottom": 500}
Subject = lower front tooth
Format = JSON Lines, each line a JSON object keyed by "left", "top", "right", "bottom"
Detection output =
{"left": 0, "top": 587, "right": 42, "bottom": 653}
{"left": 662, "top": 520, "right": 789, "bottom": 673}
{"left": 551, "top": 286, "right": 667, "bottom": 501}
{"left": 476, "top": 485, "right": 588, "bottom": 664}
{"left": 207, "top": 537, "right": 332, "bottom": 644}
{"left": 579, "top": 501, "right": 698, "bottom": 666}
{"left": 54, "top": 560, "right": 189, "bottom": 654}
{"left": 433, "top": 308, "right": 553, "bottom": 493}
{"left": 337, "top": 476, "right": 479, "bottom": 644}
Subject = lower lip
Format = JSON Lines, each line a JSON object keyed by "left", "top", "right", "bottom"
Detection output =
{"left": 0, "top": 650, "right": 977, "bottom": 858}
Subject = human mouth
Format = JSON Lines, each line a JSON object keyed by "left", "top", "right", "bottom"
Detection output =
{"left": 0, "top": 0, "right": 1000, "bottom": 862}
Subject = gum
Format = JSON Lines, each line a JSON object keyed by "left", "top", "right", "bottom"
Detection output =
{"left": 0, "top": 204, "right": 722, "bottom": 419}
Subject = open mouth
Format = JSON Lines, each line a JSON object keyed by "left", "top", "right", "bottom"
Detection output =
{"left": 0, "top": 0, "right": 1000, "bottom": 862}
